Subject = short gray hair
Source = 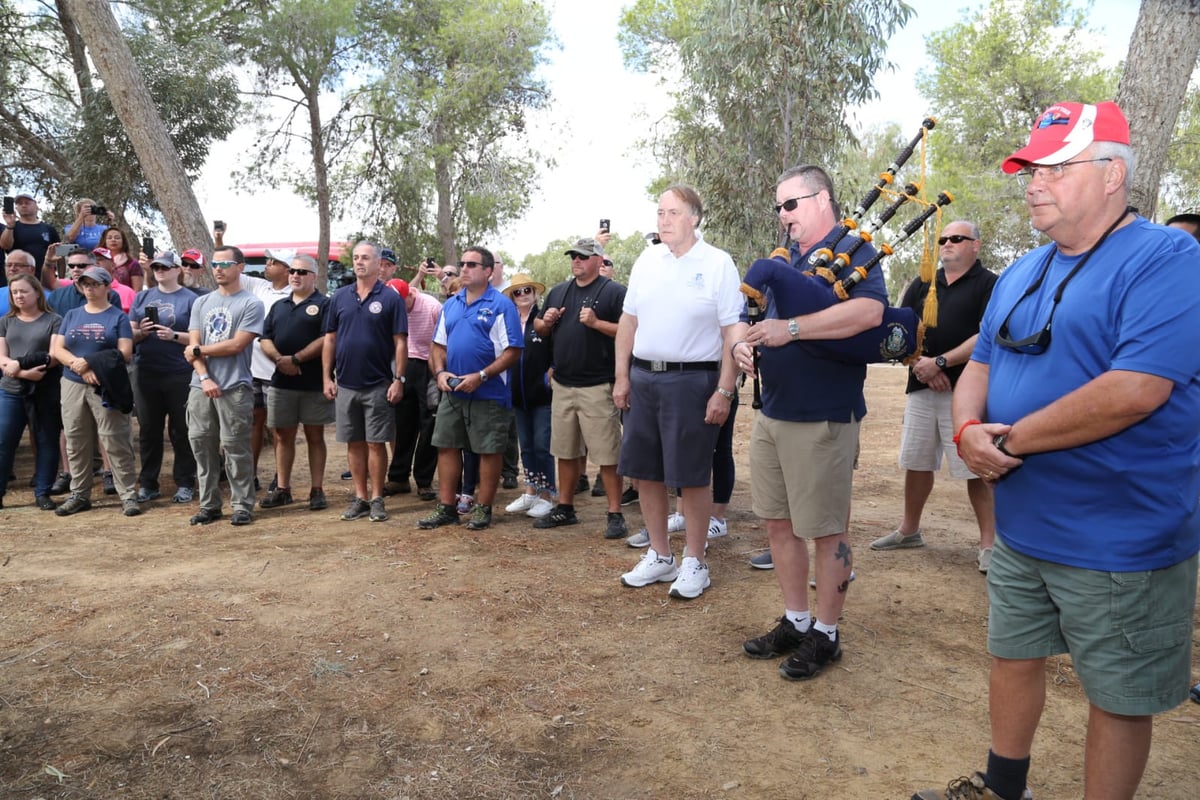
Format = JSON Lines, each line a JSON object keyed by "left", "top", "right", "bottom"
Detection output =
{"left": 1090, "top": 141, "right": 1136, "bottom": 191}
{"left": 291, "top": 253, "right": 318, "bottom": 272}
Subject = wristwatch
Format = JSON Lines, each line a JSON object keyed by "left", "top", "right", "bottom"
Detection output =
{"left": 993, "top": 433, "right": 1016, "bottom": 457}
{"left": 934, "top": 355, "right": 948, "bottom": 370}
{"left": 197, "top": 373, "right": 211, "bottom": 382}
{"left": 786, "top": 318, "right": 800, "bottom": 340}
{"left": 478, "top": 370, "right": 489, "bottom": 383}
{"left": 192, "top": 345, "right": 202, "bottom": 359}
{"left": 394, "top": 375, "right": 406, "bottom": 383}
{"left": 716, "top": 387, "right": 735, "bottom": 400}
{"left": 291, "top": 355, "right": 301, "bottom": 367}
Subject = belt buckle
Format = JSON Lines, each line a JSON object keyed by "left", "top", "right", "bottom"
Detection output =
{"left": 650, "top": 360, "right": 667, "bottom": 372}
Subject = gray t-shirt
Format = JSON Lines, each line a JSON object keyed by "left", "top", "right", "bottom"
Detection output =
{"left": 0, "top": 312, "right": 61, "bottom": 396}
{"left": 188, "top": 288, "right": 265, "bottom": 391}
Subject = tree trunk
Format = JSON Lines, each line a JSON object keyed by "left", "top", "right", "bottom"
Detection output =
{"left": 63, "top": 0, "right": 213, "bottom": 284}
{"left": 304, "top": 84, "right": 331, "bottom": 288}
{"left": 1116, "top": 0, "right": 1200, "bottom": 219}
{"left": 432, "top": 117, "right": 456, "bottom": 266}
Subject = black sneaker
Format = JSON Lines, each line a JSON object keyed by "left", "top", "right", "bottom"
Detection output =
{"left": 341, "top": 470, "right": 353, "bottom": 480}
{"left": 743, "top": 616, "right": 807, "bottom": 659}
{"left": 341, "top": 497, "right": 371, "bottom": 521}
{"left": 417, "top": 486, "right": 437, "bottom": 501}
{"left": 779, "top": 627, "right": 842, "bottom": 681}
{"left": 575, "top": 474, "right": 589, "bottom": 494}
{"left": 101, "top": 471, "right": 116, "bottom": 495}
{"left": 259, "top": 488, "right": 294, "bottom": 509}
{"left": 533, "top": 504, "right": 578, "bottom": 529}
{"left": 603, "top": 511, "right": 628, "bottom": 540}
{"left": 501, "top": 475, "right": 519, "bottom": 490}
{"left": 619, "top": 486, "right": 639, "bottom": 506}
{"left": 231, "top": 509, "right": 253, "bottom": 526}
{"left": 308, "top": 488, "right": 328, "bottom": 511}
{"left": 35, "top": 495, "right": 56, "bottom": 511}
{"left": 591, "top": 474, "right": 606, "bottom": 497}
{"left": 418, "top": 503, "right": 460, "bottom": 529}
{"left": 54, "top": 493, "right": 92, "bottom": 516}
{"left": 190, "top": 508, "right": 223, "bottom": 525}
{"left": 369, "top": 496, "right": 388, "bottom": 522}
{"left": 465, "top": 503, "right": 493, "bottom": 530}
{"left": 49, "top": 472, "right": 71, "bottom": 495}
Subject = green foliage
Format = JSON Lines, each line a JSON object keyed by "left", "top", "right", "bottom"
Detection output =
{"left": 619, "top": 0, "right": 914, "bottom": 269}
{"left": 916, "top": 0, "right": 1118, "bottom": 262}
{"left": 519, "top": 231, "right": 652, "bottom": 288}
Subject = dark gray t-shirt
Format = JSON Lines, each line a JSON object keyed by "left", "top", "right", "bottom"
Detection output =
{"left": 0, "top": 312, "right": 62, "bottom": 395}
{"left": 188, "top": 289, "right": 264, "bottom": 391}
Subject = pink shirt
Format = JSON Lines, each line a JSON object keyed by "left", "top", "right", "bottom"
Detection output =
{"left": 405, "top": 290, "right": 441, "bottom": 361}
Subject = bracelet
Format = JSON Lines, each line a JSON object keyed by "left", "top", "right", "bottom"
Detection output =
{"left": 197, "top": 373, "right": 211, "bottom": 382}
{"left": 730, "top": 340, "right": 749, "bottom": 358}
{"left": 716, "top": 387, "right": 735, "bottom": 400}
{"left": 953, "top": 419, "right": 982, "bottom": 457}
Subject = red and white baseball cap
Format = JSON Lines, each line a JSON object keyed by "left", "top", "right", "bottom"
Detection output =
{"left": 1002, "top": 101, "right": 1130, "bottom": 174}
{"left": 181, "top": 249, "right": 206, "bottom": 267}
{"left": 387, "top": 278, "right": 410, "bottom": 299}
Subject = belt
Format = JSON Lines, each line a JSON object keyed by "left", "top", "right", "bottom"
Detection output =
{"left": 631, "top": 357, "right": 719, "bottom": 373}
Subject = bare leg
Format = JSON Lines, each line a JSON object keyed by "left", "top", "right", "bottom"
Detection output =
{"left": 639, "top": 479, "right": 671, "bottom": 554}
{"left": 900, "top": 469, "right": 934, "bottom": 534}
{"left": 436, "top": 448, "right": 462, "bottom": 505}
{"left": 680, "top": 485, "right": 710, "bottom": 565}
{"left": 989, "top": 656, "right": 1046, "bottom": 759}
{"left": 476, "top": 453, "right": 503, "bottom": 506}
{"left": 303, "top": 424, "right": 326, "bottom": 490}
{"left": 347, "top": 441, "right": 369, "bottom": 499}
{"left": 768, "top": 518, "right": 809, "bottom": 611}
{"left": 1082, "top": 706, "right": 1151, "bottom": 800}
{"left": 273, "top": 425, "right": 297, "bottom": 489}
{"left": 812, "top": 532, "right": 852, "bottom": 625}
{"left": 968, "top": 477, "right": 995, "bottom": 549}
{"left": 600, "top": 464, "right": 622, "bottom": 513}
{"left": 367, "top": 442, "right": 388, "bottom": 498}
{"left": 557, "top": 457, "right": 580, "bottom": 505}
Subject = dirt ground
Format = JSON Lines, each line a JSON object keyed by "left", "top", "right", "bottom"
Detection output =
{"left": 0, "top": 365, "right": 1196, "bottom": 800}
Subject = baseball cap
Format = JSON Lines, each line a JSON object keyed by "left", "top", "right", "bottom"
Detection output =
{"left": 80, "top": 266, "right": 112, "bottom": 284}
{"left": 181, "top": 248, "right": 206, "bottom": 268}
{"left": 380, "top": 247, "right": 397, "bottom": 264}
{"left": 265, "top": 247, "right": 297, "bottom": 265}
{"left": 387, "top": 278, "right": 410, "bottom": 298}
{"left": 14, "top": 192, "right": 35, "bottom": 203}
{"left": 150, "top": 251, "right": 180, "bottom": 269}
{"left": 1002, "top": 101, "right": 1130, "bottom": 174}
{"left": 564, "top": 237, "right": 604, "bottom": 258}
{"left": 92, "top": 247, "right": 113, "bottom": 260}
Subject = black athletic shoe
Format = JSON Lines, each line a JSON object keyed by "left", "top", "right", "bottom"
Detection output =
{"left": 259, "top": 488, "right": 294, "bottom": 509}
{"left": 54, "top": 493, "right": 92, "bottom": 516}
{"left": 231, "top": 509, "right": 253, "bottom": 526}
{"left": 418, "top": 503, "right": 460, "bottom": 529}
{"left": 619, "top": 486, "right": 639, "bottom": 506}
{"left": 603, "top": 511, "right": 628, "bottom": 540}
{"left": 49, "top": 472, "right": 71, "bottom": 495}
{"left": 779, "top": 627, "right": 842, "bottom": 681}
{"left": 341, "top": 497, "right": 371, "bottom": 521}
{"left": 533, "top": 504, "right": 579, "bottom": 529}
{"left": 465, "top": 504, "right": 493, "bottom": 530}
{"left": 575, "top": 474, "right": 589, "bottom": 494}
{"left": 742, "top": 616, "right": 806, "bottom": 659}
{"left": 190, "top": 508, "right": 223, "bottom": 526}
{"left": 590, "top": 476, "right": 606, "bottom": 497}
{"left": 501, "top": 475, "right": 519, "bottom": 490}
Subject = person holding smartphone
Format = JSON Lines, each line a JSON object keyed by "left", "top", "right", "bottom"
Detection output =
{"left": 130, "top": 251, "right": 198, "bottom": 504}
{"left": 64, "top": 199, "right": 110, "bottom": 252}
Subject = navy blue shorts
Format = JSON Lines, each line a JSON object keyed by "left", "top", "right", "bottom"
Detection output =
{"left": 617, "top": 367, "right": 720, "bottom": 487}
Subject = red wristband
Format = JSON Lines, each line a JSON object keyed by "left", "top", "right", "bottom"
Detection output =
{"left": 953, "top": 419, "right": 982, "bottom": 457}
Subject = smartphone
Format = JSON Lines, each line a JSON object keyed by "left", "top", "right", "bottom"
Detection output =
{"left": 54, "top": 243, "right": 73, "bottom": 258}
{"left": 90, "top": 205, "right": 107, "bottom": 217}
{"left": 146, "top": 306, "right": 160, "bottom": 325}
{"left": 599, "top": 218, "right": 610, "bottom": 233}
{"left": 3, "top": 196, "right": 13, "bottom": 215}
{"left": 213, "top": 220, "right": 226, "bottom": 233}
{"left": 447, "top": 376, "right": 463, "bottom": 390}
{"left": 425, "top": 257, "right": 435, "bottom": 269}
{"left": 142, "top": 236, "right": 155, "bottom": 257}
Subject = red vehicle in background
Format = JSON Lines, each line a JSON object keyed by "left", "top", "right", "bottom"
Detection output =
{"left": 238, "top": 241, "right": 353, "bottom": 290}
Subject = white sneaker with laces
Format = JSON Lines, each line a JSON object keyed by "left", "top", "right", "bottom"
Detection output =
{"left": 526, "top": 497, "right": 554, "bottom": 518}
{"left": 667, "top": 511, "right": 686, "bottom": 532}
{"left": 620, "top": 548, "right": 679, "bottom": 587}
{"left": 505, "top": 493, "right": 537, "bottom": 513}
{"left": 668, "top": 556, "right": 711, "bottom": 599}
{"left": 706, "top": 516, "right": 727, "bottom": 539}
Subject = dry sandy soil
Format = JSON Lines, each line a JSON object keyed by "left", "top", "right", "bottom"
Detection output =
{"left": 0, "top": 365, "right": 1196, "bottom": 800}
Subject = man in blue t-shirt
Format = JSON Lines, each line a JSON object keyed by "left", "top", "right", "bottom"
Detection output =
{"left": 733, "top": 165, "right": 886, "bottom": 685}
{"left": 321, "top": 241, "right": 408, "bottom": 523}
{"left": 914, "top": 102, "right": 1200, "bottom": 800}
{"left": 418, "top": 245, "right": 521, "bottom": 532}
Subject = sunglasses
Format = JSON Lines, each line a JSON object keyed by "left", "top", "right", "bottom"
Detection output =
{"left": 211, "top": 261, "right": 239, "bottom": 269}
{"left": 77, "top": 280, "right": 104, "bottom": 289}
{"left": 775, "top": 191, "right": 820, "bottom": 213}
{"left": 511, "top": 286, "right": 535, "bottom": 296}
{"left": 67, "top": 262, "right": 90, "bottom": 269}
{"left": 569, "top": 253, "right": 593, "bottom": 262}
{"left": 150, "top": 264, "right": 177, "bottom": 272}
{"left": 288, "top": 268, "right": 313, "bottom": 275}
{"left": 183, "top": 262, "right": 204, "bottom": 269}
{"left": 938, "top": 235, "right": 976, "bottom": 245}
{"left": 457, "top": 260, "right": 487, "bottom": 269}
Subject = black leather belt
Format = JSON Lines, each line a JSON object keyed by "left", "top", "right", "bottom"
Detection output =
{"left": 632, "top": 357, "right": 719, "bottom": 372}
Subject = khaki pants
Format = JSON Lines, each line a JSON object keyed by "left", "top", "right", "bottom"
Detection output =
{"left": 60, "top": 378, "right": 137, "bottom": 501}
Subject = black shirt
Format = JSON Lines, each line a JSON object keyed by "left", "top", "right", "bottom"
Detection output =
{"left": 8, "top": 220, "right": 60, "bottom": 268}
{"left": 540, "top": 275, "right": 626, "bottom": 387}
{"left": 262, "top": 291, "right": 330, "bottom": 391}
{"left": 900, "top": 259, "right": 997, "bottom": 393}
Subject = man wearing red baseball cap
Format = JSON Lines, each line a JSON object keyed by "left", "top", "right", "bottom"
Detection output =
{"left": 180, "top": 249, "right": 212, "bottom": 296}
{"left": 915, "top": 102, "right": 1200, "bottom": 800}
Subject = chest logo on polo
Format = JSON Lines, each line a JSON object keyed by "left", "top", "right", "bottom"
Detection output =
{"left": 368, "top": 301, "right": 383, "bottom": 314}
{"left": 687, "top": 273, "right": 705, "bottom": 289}
{"left": 306, "top": 304, "right": 319, "bottom": 316}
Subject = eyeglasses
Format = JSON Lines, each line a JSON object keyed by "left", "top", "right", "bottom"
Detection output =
{"left": 211, "top": 261, "right": 239, "bottom": 269}
{"left": 441, "top": 270, "right": 458, "bottom": 278}
{"left": 288, "top": 268, "right": 313, "bottom": 275}
{"left": 5, "top": 262, "right": 33, "bottom": 268}
{"left": 511, "top": 286, "right": 535, "bottom": 296}
{"left": 183, "top": 262, "right": 204, "bottom": 269}
{"left": 569, "top": 253, "right": 593, "bottom": 262}
{"left": 602, "top": 259, "right": 613, "bottom": 267}
{"left": 457, "top": 260, "right": 487, "bottom": 269}
{"left": 937, "top": 235, "right": 976, "bottom": 245}
{"left": 150, "top": 264, "right": 176, "bottom": 272}
{"left": 1015, "top": 158, "right": 1112, "bottom": 186}
{"left": 775, "top": 191, "right": 820, "bottom": 214}
{"left": 77, "top": 280, "right": 104, "bottom": 289}
{"left": 67, "top": 262, "right": 90, "bottom": 269}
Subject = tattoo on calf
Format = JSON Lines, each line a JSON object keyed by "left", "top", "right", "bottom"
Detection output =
{"left": 834, "top": 541, "right": 852, "bottom": 568}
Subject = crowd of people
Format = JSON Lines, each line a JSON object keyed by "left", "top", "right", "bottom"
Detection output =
{"left": 1, "top": 99, "right": 1198, "bottom": 800}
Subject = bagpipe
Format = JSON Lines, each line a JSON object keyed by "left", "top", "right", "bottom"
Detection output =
{"left": 741, "top": 118, "right": 950, "bottom": 408}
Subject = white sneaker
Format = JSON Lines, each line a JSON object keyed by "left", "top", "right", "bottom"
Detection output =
{"left": 668, "top": 556, "right": 711, "bottom": 599}
{"left": 706, "top": 516, "right": 728, "bottom": 539}
{"left": 526, "top": 497, "right": 554, "bottom": 518}
{"left": 667, "top": 511, "right": 686, "bottom": 532}
{"left": 978, "top": 547, "right": 993, "bottom": 574}
{"left": 505, "top": 493, "right": 537, "bottom": 513}
{"left": 620, "top": 548, "right": 679, "bottom": 587}
{"left": 626, "top": 527, "right": 650, "bottom": 547}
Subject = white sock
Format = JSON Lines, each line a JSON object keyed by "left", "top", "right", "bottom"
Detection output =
{"left": 784, "top": 610, "right": 811, "bottom": 631}
{"left": 813, "top": 620, "right": 838, "bottom": 641}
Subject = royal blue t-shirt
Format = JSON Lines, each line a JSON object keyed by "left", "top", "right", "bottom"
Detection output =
{"left": 976, "top": 217, "right": 1200, "bottom": 571}
{"left": 434, "top": 284, "right": 522, "bottom": 406}
{"left": 58, "top": 304, "right": 132, "bottom": 384}
{"left": 755, "top": 229, "right": 888, "bottom": 422}
{"left": 324, "top": 280, "right": 408, "bottom": 389}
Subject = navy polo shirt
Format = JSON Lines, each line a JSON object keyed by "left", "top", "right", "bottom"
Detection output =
{"left": 324, "top": 280, "right": 407, "bottom": 389}
{"left": 264, "top": 291, "right": 330, "bottom": 391}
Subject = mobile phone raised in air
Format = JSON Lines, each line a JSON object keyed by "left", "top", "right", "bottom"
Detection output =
{"left": 599, "top": 218, "right": 610, "bottom": 233}
{"left": 3, "top": 197, "right": 13, "bottom": 215}
{"left": 142, "top": 236, "right": 155, "bottom": 257}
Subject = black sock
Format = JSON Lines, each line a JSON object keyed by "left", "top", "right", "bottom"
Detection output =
{"left": 986, "top": 750, "right": 1030, "bottom": 800}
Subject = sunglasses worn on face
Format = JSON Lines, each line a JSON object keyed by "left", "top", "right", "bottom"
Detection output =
{"left": 775, "top": 191, "right": 820, "bottom": 214}
{"left": 67, "top": 263, "right": 89, "bottom": 270}
{"left": 211, "top": 261, "right": 238, "bottom": 269}
{"left": 288, "top": 268, "right": 313, "bottom": 275}
{"left": 150, "top": 264, "right": 176, "bottom": 272}
{"left": 938, "top": 235, "right": 976, "bottom": 245}
{"left": 457, "top": 260, "right": 486, "bottom": 269}
{"left": 511, "top": 286, "right": 535, "bottom": 296}
{"left": 183, "top": 262, "right": 204, "bottom": 269}
{"left": 569, "top": 253, "right": 592, "bottom": 262}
